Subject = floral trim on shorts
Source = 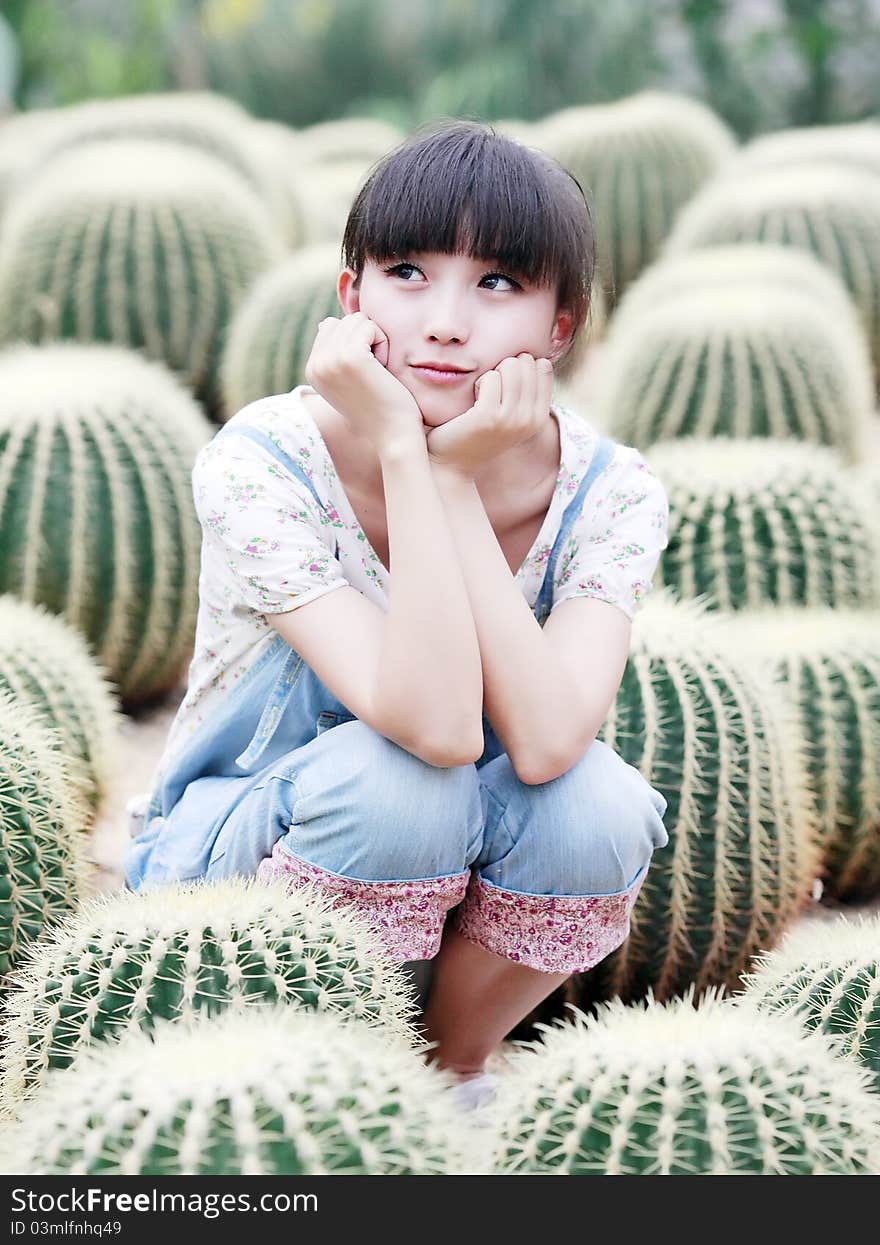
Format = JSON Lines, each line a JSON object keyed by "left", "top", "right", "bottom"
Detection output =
{"left": 453, "top": 867, "right": 648, "bottom": 973}
{"left": 255, "top": 839, "right": 470, "bottom": 961}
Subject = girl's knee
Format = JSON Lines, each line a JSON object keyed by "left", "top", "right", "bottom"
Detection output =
{"left": 499, "top": 740, "right": 669, "bottom": 896}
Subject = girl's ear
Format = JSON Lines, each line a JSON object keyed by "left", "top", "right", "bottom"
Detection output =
{"left": 548, "top": 309, "right": 575, "bottom": 363}
{"left": 337, "top": 267, "right": 361, "bottom": 315}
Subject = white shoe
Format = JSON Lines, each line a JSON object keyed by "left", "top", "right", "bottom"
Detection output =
{"left": 453, "top": 1072, "right": 499, "bottom": 1112}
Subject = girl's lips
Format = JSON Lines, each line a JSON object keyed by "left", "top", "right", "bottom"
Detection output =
{"left": 410, "top": 365, "right": 473, "bottom": 385}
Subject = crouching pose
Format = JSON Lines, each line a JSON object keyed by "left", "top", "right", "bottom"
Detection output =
{"left": 125, "top": 119, "right": 670, "bottom": 1093}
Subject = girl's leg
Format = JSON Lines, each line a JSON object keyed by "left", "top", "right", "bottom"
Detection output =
{"left": 421, "top": 739, "right": 669, "bottom": 1076}
{"left": 421, "top": 926, "right": 569, "bottom": 1076}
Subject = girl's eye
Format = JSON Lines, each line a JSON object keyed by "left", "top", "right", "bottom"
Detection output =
{"left": 382, "top": 262, "right": 520, "bottom": 290}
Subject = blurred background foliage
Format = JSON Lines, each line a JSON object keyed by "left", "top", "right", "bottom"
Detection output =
{"left": 2, "top": 0, "right": 879, "bottom": 137}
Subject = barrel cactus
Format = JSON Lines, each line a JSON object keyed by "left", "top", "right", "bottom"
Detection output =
{"left": 289, "top": 158, "right": 373, "bottom": 248}
{"left": 662, "top": 164, "right": 880, "bottom": 383}
{"left": 728, "top": 122, "right": 880, "bottom": 181}
{"left": 492, "top": 987, "right": 880, "bottom": 1175}
{"left": 294, "top": 116, "right": 404, "bottom": 165}
{"left": 0, "top": 596, "right": 119, "bottom": 816}
{"left": 0, "top": 138, "right": 286, "bottom": 417}
{"left": 568, "top": 592, "right": 822, "bottom": 1007}
{"left": 538, "top": 92, "right": 736, "bottom": 307}
{"left": 711, "top": 609, "right": 880, "bottom": 901}
{"left": 0, "top": 691, "right": 92, "bottom": 982}
{"left": 737, "top": 913, "right": 880, "bottom": 1094}
{"left": 220, "top": 244, "right": 343, "bottom": 419}
{"left": 26, "top": 91, "right": 272, "bottom": 200}
{"left": 0, "top": 343, "right": 211, "bottom": 706}
{"left": 646, "top": 438, "right": 880, "bottom": 612}
{"left": 0, "top": 1006, "right": 475, "bottom": 1176}
{"left": 595, "top": 248, "right": 874, "bottom": 463}
{"left": 0, "top": 875, "right": 421, "bottom": 1111}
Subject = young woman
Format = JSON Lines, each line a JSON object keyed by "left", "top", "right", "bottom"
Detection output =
{"left": 124, "top": 119, "right": 670, "bottom": 1099}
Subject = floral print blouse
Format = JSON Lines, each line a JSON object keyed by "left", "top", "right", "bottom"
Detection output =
{"left": 152, "top": 384, "right": 669, "bottom": 786}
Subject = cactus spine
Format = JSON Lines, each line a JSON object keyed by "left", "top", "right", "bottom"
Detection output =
{"left": 0, "top": 595, "right": 120, "bottom": 815}
{"left": 0, "top": 875, "right": 422, "bottom": 1111}
{"left": 0, "top": 1007, "right": 474, "bottom": 1176}
{"left": 595, "top": 248, "right": 874, "bottom": 463}
{"left": 712, "top": 609, "right": 880, "bottom": 900}
{"left": 663, "top": 163, "right": 880, "bottom": 383}
{"left": 575, "top": 593, "right": 822, "bottom": 1005}
{"left": 220, "top": 244, "right": 343, "bottom": 419}
{"left": 0, "top": 343, "right": 212, "bottom": 705}
{"left": 493, "top": 987, "right": 880, "bottom": 1175}
{"left": 645, "top": 439, "right": 880, "bottom": 612}
{"left": 0, "top": 691, "right": 92, "bottom": 980}
{"left": 538, "top": 91, "right": 736, "bottom": 307}
{"left": 737, "top": 913, "right": 880, "bottom": 1092}
{"left": 0, "top": 139, "right": 285, "bottom": 417}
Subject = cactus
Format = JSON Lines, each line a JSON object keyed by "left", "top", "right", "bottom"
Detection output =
{"left": 737, "top": 913, "right": 880, "bottom": 1093}
{"left": 492, "top": 986, "right": 880, "bottom": 1175}
{"left": 569, "top": 593, "right": 822, "bottom": 1007}
{"left": 0, "top": 875, "right": 422, "bottom": 1111}
{"left": 0, "top": 691, "right": 92, "bottom": 982}
{"left": 662, "top": 164, "right": 880, "bottom": 383}
{"left": 246, "top": 119, "right": 309, "bottom": 248}
{"left": 220, "top": 244, "right": 343, "bottom": 419}
{"left": 537, "top": 92, "right": 736, "bottom": 308}
{"left": 728, "top": 123, "right": 880, "bottom": 181}
{"left": 288, "top": 158, "right": 373, "bottom": 248}
{"left": 0, "top": 138, "right": 285, "bottom": 417}
{"left": 0, "top": 343, "right": 212, "bottom": 706}
{"left": 0, "top": 596, "right": 120, "bottom": 816}
{"left": 27, "top": 92, "right": 273, "bottom": 200}
{"left": 0, "top": 108, "right": 67, "bottom": 217}
{"left": 711, "top": 609, "right": 880, "bottom": 901}
{"left": 595, "top": 246, "right": 874, "bottom": 463}
{"left": 645, "top": 438, "right": 880, "bottom": 612}
{"left": 293, "top": 116, "right": 404, "bottom": 165}
{"left": 0, "top": 1006, "right": 475, "bottom": 1176}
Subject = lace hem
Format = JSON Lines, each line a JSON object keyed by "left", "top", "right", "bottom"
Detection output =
{"left": 255, "top": 840, "right": 470, "bottom": 961}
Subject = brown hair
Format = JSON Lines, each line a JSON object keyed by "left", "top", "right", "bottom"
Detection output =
{"left": 340, "top": 118, "right": 595, "bottom": 368}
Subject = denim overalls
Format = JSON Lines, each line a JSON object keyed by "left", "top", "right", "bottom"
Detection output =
{"left": 123, "top": 423, "right": 669, "bottom": 972}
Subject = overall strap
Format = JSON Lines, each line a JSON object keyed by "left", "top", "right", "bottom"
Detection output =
{"left": 534, "top": 434, "right": 617, "bottom": 625}
{"left": 215, "top": 423, "right": 338, "bottom": 768}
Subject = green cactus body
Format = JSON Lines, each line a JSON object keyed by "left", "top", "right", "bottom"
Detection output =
{"left": 596, "top": 248, "right": 874, "bottom": 463}
{"left": 0, "top": 691, "right": 92, "bottom": 981}
{"left": 220, "top": 244, "right": 343, "bottom": 419}
{"left": 662, "top": 164, "right": 880, "bottom": 384}
{"left": 712, "top": 609, "right": 880, "bottom": 901}
{"left": 575, "top": 593, "right": 821, "bottom": 1005}
{"left": 645, "top": 438, "right": 880, "bottom": 612}
{"left": 0, "top": 139, "right": 285, "bottom": 417}
{"left": 0, "top": 876, "right": 422, "bottom": 1112}
{"left": 538, "top": 92, "right": 736, "bottom": 308}
{"left": 0, "top": 344, "right": 211, "bottom": 706}
{"left": 738, "top": 914, "right": 880, "bottom": 1092}
{"left": 493, "top": 988, "right": 880, "bottom": 1175}
{"left": 0, "top": 1006, "right": 474, "bottom": 1176}
{"left": 0, "top": 595, "right": 120, "bottom": 815}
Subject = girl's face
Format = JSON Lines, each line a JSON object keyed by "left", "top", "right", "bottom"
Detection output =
{"left": 337, "top": 251, "right": 573, "bottom": 426}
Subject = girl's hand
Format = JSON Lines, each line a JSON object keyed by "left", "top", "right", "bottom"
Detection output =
{"left": 425, "top": 354, "right": 555, "bottom": 482}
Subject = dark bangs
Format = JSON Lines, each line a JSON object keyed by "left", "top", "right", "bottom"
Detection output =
{"left": 340, "top": 118, "right": 595, "bottom": 355}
